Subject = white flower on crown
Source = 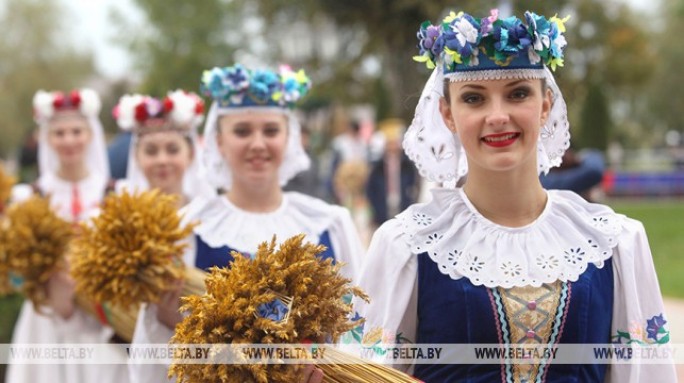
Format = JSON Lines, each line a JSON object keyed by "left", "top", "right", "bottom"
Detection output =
{"left": 166, "top": 90, "right": 204, "bottom": 129}
{"left": 452, "top": 17, "right": 479, "bottom": 47}
{"left": 80, "top": 89, "right": 101, "bottom": 118}
{"left": 116, "top": 94, "right": 146, "bottom": 131}
{"left": 32, "top": 88, "right": 101, "bottom": 123}
{"left": 33, "top": 90, "right": 55, "bottom": 121}
{"left": 528, "top": 46, "right": 542, "bottom": 65}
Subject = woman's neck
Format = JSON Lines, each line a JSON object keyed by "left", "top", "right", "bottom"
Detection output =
{"left": 57, "top": 163, "right": 89, "bottom": 183}
{"left": 462, "top": 166, "right": 547, "bottom": 228}
{"left": 227, "top": 181, "right": 283, "bottom": 213}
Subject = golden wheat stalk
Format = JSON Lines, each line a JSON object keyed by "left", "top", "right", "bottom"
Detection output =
{"left": 0, "top": 163, "right": 15, "bottom": 215}
{"left": 318, "top": 347, "right": 419, "bottom": 382}
{"left": 1, "top": 195, "right": 73, "bottom": 308}
{"left": 170, "top": 234, "right": 377, "bottom": 383}
{"left": 71, "top": 189, "right": 197, "bottom": 310}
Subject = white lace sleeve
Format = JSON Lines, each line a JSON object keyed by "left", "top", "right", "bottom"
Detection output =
{"left": 350, "top": 218, "right": 418, "bottom": 373}
{"left": 607, "top": 218, "right": 677, "bottom": 382}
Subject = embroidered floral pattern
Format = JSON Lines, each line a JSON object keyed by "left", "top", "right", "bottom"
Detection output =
{"left": 400, "top": 189, "right": 623, "bottom": 288}
{"left": 563, "top": 247, "right": 585, "bottom": 265}
{"left": 613, "top": 314, "right": 671, "bottom": 345}
{"left": 500, "top": 261, "right": 522, "bottom": 278}
{"left": 536, "top": 254, "right": 559, "bottom": 271}
{"left": 440, "top": 249, "right": 461, "bottom": 268}
{"left": 413, "top": 213, "right": 432, "bottom": 227}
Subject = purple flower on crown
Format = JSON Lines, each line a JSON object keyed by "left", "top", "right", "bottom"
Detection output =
{"left": 480, "top": 9, "right": 499, "bottom": 36}
{"left": 249, "top": 70, "right": 279, "bottom": 103}
{"left": 417, "top": 22, "right": 444, "bottom": 58}
{"left": 443, "top": 14, "right": 481, "bottom": 60}
{"left": 646, "top": 314, "right": 668, "bottom": 341}
{"left": 492, "top": 16, "right": 533, "bottom": 62}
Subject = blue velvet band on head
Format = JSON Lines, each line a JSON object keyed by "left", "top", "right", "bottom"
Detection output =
{"left": 414, "top": 9, "right": 569, "bottom": 76}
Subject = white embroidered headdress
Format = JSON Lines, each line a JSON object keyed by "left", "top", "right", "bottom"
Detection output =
{"left": 405, "top": 10, "right": 571, "bottom": 183}
{"left": 32, "top": 89, "right": 110, "bottom": 180}
{"left": 199, "top": 63, "right": 311, "bottom": 191}
{"left": 114, "top": 90, "right": 214, "bottom": 198}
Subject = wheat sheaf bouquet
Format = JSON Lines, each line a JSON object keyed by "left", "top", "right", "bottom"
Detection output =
{"left": 0, "top": 164, "right": 16, "bottom": 294}
{"left": 0, "top": 195, "right": 74, "bottom": 307}
{"left": 170, "top": 234, "right": 417, "bottom": 383}
{"left": 70, "top": 189, "right": 204, "bottom": 339}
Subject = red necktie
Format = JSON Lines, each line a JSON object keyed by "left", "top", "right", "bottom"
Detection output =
{"left": 71, "top": 184, "right": 82, "bottom": 222}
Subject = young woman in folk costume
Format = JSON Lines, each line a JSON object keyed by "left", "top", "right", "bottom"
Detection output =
{"left": 7, "top": 89, "right": 130, "bottom": 383}
{"left": 129, "top": 64, "right": 364, "bottom": 383}
{"left": 113, "top": 90, "right": 215, "bottom": 204}
{"left": 352, "top": 9, "right": 676, "bottom": 382}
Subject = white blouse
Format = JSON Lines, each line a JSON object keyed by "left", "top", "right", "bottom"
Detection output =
{"left": 352, "top": 188, "right": 676, "bottom": 382}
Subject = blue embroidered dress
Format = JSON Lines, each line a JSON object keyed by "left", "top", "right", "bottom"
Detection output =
{"left": 353, "top": 188, "right": 675, "bottom": 382}
{"left": 130, "top": 191, "right": 363, "bottom": 383}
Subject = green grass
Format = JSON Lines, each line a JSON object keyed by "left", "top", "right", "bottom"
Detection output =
{"left": 607, "top": 199, "right": 684, "bottom": 299}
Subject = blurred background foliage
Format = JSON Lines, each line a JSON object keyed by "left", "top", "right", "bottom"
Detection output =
{"left": 0, "top": 0, "right": 682, "bottom": 156}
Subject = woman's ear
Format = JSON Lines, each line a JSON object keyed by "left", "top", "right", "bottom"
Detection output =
{"left": 541, "top": 88, "right": 553, "bottom": 126}
{"left": 439, "top": 97, "right": 457, "bottom": 133}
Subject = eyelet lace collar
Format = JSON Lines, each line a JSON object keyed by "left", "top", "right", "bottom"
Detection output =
{"left": 182, "top": 192, "right": 338, "bottom": 254}
{"left": 399, "top": 188, "right": 624, "bottom": 288}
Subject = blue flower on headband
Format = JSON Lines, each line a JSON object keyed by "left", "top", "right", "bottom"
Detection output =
{"left": 201, "top": 67, "right": 230, "bottom": 100}
{"left": 226, "top": 64, "right": 250, "bottom": 93}
{"left": 256, "top": 298, "right": 289, "bottom": 322}
{"left": 492, "top": 16, "right": 532, "bottom": 62}
{"left": 249, "top": 70, "right": 279, "bottom": 104}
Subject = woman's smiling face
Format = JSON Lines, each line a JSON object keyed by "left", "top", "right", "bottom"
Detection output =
{"left": 216, "top": 110, "right": 289, "bottom": 189}
{"left": 439, "top": 78, "right": 551, "bottom": 175}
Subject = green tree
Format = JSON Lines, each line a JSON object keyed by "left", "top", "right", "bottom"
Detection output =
{"left": 643, "top": 0, "right": 684, "bottom": 140}
{"left": 243, "top": 0, "right": 492, "bottom": 122}
{"left": 112, "top": 0, "right": 239, "bottom": 97}
{"left": 0, "top": 0, "right": 95, "bottom": 159}
{"left": 579, "top": 82, "right": 611, "bottom": 150}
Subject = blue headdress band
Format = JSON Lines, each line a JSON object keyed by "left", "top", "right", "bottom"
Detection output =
{"left": 200, "top": 64, "right": 312, "bottom": 109}
{"left": 414, "top": 9, "right": 570, "bottom": 78}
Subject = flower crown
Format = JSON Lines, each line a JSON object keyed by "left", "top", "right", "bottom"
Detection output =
{"left": 114, "top": 90, "right": 205, "bottom": 132}
{"left": 414, "top": 9, "right": 570, "bottom": 74}
{"left": 200, "top": 63, "right": 311, "bottom": 109}
{"left": 33, "top": 89, "right": 101, "bottom": 123}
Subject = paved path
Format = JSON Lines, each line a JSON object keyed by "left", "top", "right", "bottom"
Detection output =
{"left": 664, "top": 297, "right": 684, "bottom": 381}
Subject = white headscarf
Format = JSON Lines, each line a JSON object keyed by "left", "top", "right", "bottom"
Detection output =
{"left": 116, "top": 91, "right": 215, "bottom": 198}
{"left": 201, "top": 102, "right": 310, "bottom": 191}
{"left": 403, "top": 66, "right": 570, "bottom": 184}
{"left": 32, "top": 89, "right": 110, "bottom": 183}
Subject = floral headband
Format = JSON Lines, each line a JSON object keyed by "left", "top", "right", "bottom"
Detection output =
{"left": 114, "top": 90, "right": 205, "bottom": 133}
{"left": 33, "top": 89, "right": 101, "bottom": 123}
{"left": 415, "top": 9, "right": 570, "bottom": 76}
{"left": 200, "top": 63, "right": 311, "bottom": 109}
